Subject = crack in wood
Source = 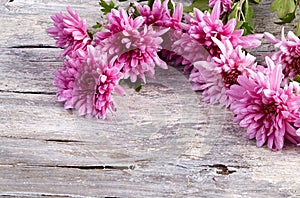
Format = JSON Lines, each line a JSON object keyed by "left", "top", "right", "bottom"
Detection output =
{"left": 0, "top": 135, "right": 82, "bottom": 144}
{"left": 175, "top": 163, "right": 247, "bottom": 175}
{"left": 0, "top": 90, "right": 56, "bottom": 95}
{"left": 45, "top": 139, "right": 82, "bottom": 143}
{"left": 23, "top": 164, "right": 135, "bottom": 170}
{"left": 209, "top": 164, "right": 237, "bottom": 175}
{"left": 0, "top": 192, "right": 90, "bottom": 198}
{"left": 10, "top": 45, "right": 57, "bottom": 49}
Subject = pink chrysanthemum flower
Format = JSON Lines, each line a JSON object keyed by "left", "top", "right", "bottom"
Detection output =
{"left": 96, "top": 8, "right": 168, "bottom": 83}
{"left": 295, "top": 118, "right": 300, "bottom": 137}
{"left": 185, "top": 0, "right": 262, "bottom": 57}
{"left": 54, "top": 49, "right": 88, "bottom": 109}
{"left": 135, "top": 0, "right": 187, "bottom": 67}
{"left": 227, "top": 57, "right": 300, "bottom": 150}
{"left": 190, "top": 38, "right": 256, "bottom": 106}
{"left": 46, "top": 6, "right": 91, "bottom": 56}
{"left": 72, "top": 46, "right": 125, "bottom": 119}
{"left": 265, "top": 28, "right": 300, "bottom": 82}
{"left": 135, "top": 0, "right": 183, "bottom": 30}
{"left": 209, "top": 0, "right": 233, "bottom": 16}
{"left": 135, "top": 0, "right": 169, "bottom": 26}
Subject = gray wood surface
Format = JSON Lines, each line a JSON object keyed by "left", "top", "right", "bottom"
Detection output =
{"left": 0, "top": 0, "right": 299, "bottom": 197}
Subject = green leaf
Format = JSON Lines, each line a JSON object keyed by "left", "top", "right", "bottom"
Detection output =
{"left": 270, "top": 0, "right": 296, "bottom": 20}
{"left": 295, "top": 19, "right": 300, "bottom": 37}
{"left": 274, "top": 12, "right": 296, "bottom": 24}
{"left": 227, "top": 2, "right": 239, "bottom": 21}
{"left": 293, "top": 75, "right": 300, "bottom": 83}
{"left": 241, "top": 22, "right": 254, "bottom": 35}
{"left": 242, "top": 0, "right": 254, "bottom": 27}
{"left": 120, "top": 78, "right": 143, "bottom": 92}
{"left": 168, "top": 0, "right": 175, "bottom": 15}
{"left": 99, "top": 0, "right": 117, "bottom": 15}
{"left": 250, "top": 0, "right": 261, "bottom": 3}
{"left": 92, "top": 22, "right": 102, "bottom": 29}
{"left": 135, "top": 84, "right": 142, "bottom": 92}
{"left": 148, "top": 0, "right": 155, "bottom": 7}
{"left": 183, "top": 0, "right": 209, "bottom": 13}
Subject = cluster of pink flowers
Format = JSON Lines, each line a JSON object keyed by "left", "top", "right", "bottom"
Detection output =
{"left": 47, "top": 0, "right": 300, "bottom": 150}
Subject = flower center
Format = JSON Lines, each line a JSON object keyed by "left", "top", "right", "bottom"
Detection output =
{"left": 262, "top": 102, "right": 277, "bottom": 115}
{"left": 222, "top": 69, "right": 242, "bottom": 88}
{"left": 290, "top": 57, "right": 300, "bottom": 75}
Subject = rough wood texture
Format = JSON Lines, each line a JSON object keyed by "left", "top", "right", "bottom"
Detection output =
{"left": 1, "top": 0, "right": 300, "bottom": 197}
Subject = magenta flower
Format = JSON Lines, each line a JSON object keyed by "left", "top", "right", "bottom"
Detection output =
{"left": 227, "top": 57, "right": 300, "bottom": 150}
{"left": 96, "top": 8, "right": 145, "bottom": 42}
{"left": 295, "top": 118, "right": 300, "bottom": 137}
{"left": 73, "top": 66, "right": 125, "bottom": 119}
{"left": 209, "top": 0, "right": 233, "bottom": 16}
{"left": 135, "top": 0, "right": 169, "bottom": 26}
{"left": 135, "top": 0, "right": 186, "bottom": 68}
{"left": 71, "top": 46, "right": 125, "bottom": 119}
{"left": 54, "top": 45, "right": 125, "bottom": 119}
{"left": 190, "top": 38, "right": 256, "bottom": 107}
{"left": 54, "top": 49, "right": 87, "bottom": 109}
{"left": 46, "top": 6, "right": 91, "bottom": 56}
{"left": 185, "top": 0, "right": 262, "bottom": 57}
{"left": 265, "top": 28, "right": 300, "bottom": 82}
{"left": 96, "top": 8, "right": 168, "bottom": 83}
{"left": 135, "top": 0, "right": 183, "bottom": 30}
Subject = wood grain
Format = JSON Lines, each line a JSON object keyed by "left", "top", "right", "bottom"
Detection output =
{"left": 1, "top": 0, "right": 300, "bottom": 197}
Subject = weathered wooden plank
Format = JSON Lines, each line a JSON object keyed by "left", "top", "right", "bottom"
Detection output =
{"left": 1, "top": 0, "right": 300, "bottom": 197}
{"left": 0, "top": 48, "right": 60, "bottom": 92}
{"left": 0, "top": 82, "right": 300, "bottom": 197}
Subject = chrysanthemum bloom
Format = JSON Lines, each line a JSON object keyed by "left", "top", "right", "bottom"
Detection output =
{"left": 135, "top": 0, "right": 188, "bottom": 68}
{"left": 265, "top": 28, "right": 300, "bottom": 82}
{"left": 294, "top": 117, "right": 300, "bottom": 137}
{"left": 54, "top": 49, "right": 88, "bottom": 109}
{"left": 135, "top": 0, "right": 183, "bottom": 30}
{"left": 190, "top": 38, "right": 256, "bottom": 107}
{"left": 71, "top": 46, "right": 125, "bottom": 119}
{"left": 227, "top": 57, "right": 300, "bottom": 150}
{"left": 209, "top": 0, "right": 233, "bottom": 16}
{"left": 185, "top": 0, "right": 262, "bottom": 57}
{"left": 169, "top": 32, "right": 210, "bottom": 71}
{"left": 96, "top": 8, "right": 168, "bottom": 83}
{"left": 46, "top": 6, "right": 91, "bottom": 56}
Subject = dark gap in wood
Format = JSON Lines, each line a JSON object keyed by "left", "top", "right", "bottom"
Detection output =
{"left": 55, "top": 165, "right": 135, "bottom": 170}
{"left": 209, "top": 164, "right": 237, "bottom": 175}
{"left": 0, "top": 90, "right": 56, "bottom": 95}
{"left": 24, "top": 164, "right": 135, "bottom": 170}
{"left": 45, "top": 139, "right": 82, "bottom": 143}
{"left": 10, "top": 45, "right": 57, "bottom": 49}
{"left": 0, "top": 192, "right": 85, "bottom": 198}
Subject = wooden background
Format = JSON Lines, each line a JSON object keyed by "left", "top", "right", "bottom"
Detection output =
{"left": 0, "top": 0, "right": 299, "bottom": 197}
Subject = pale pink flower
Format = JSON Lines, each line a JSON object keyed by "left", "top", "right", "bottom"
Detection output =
{"left": 185, "top": 1, "right": 262, "bottom": 57}
{"left": 265, "top": 28, "right": 300, "bottom": 82}
{"left": 72, "top": 46, "right": 125, "bottom": 119}
{"left": 54, "top": 49, "right": 87, "bottom": 109}
{"left": 209, "top": 0, "right": 232, "bottom": 15}
{"left": 54, "top": 45, "right": 125, "bottom": 119}
{"left": 46, "top": 6, "right": 91, "bottom": 56}
{"left": 190, "top": 38, "right": 256, "bottom": 107}
{"left": 227, "top": 57, "right": 300, "bottom": 150}
{"left": 135, "top": 0, "right": 169, "bottom": 26}
{"left": 170, "top": 32, "right": 210, "bottom": 71}
{"left": 135, "top": 0, "right": 183, "bottom": 30}
{"left": 135, "top": 0, "right": 189, "bottom": 68}
{"left": 96, "top": 9, "right": 168, "bottom": 83}
{"left": 295, "top": 118, "right": 300, "bottom": 137}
